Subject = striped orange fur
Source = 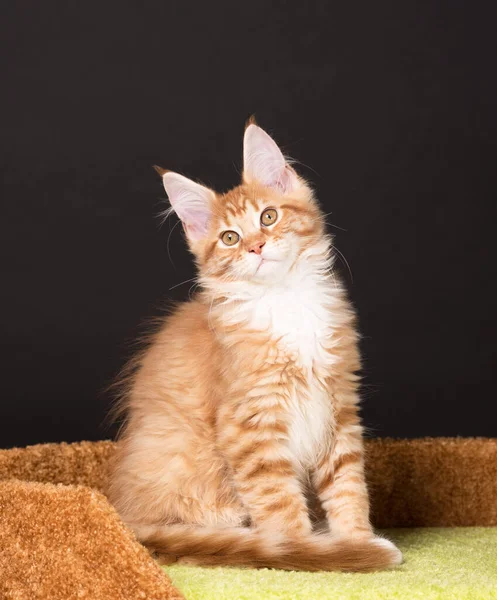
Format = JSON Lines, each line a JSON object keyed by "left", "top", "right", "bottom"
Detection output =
{"left": 106, "top": 121, "right": 402, "bottom": 571}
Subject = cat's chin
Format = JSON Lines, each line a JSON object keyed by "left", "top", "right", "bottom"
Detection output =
{"left": 252, "top": 258, "right": 283, "bottom": 281}
{"left": 255, "top": 258, "right": 279, "bottom": 271}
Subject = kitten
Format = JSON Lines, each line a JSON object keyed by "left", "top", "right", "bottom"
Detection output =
{"left": 107, "top": 119, "right": 402, "bottom": 571}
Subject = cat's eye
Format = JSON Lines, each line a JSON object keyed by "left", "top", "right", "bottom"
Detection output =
{"left": 260, "top": 208, "right": 278, "bottom": 227}
{"left": 221, "top": 230, "right": 240, "bottom": 246}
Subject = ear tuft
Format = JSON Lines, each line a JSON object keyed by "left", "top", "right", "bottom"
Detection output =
{"left": 153, "top": 165, "right": 168, "bottom": 177}
{"left": 243, "top": 124, "right": 298, "bottom": 193}
{"left": 245, "top": 114, "right": 258, "bottom": 130}
{"left": 161, "top": 172, "right": 215, "bottom": 241}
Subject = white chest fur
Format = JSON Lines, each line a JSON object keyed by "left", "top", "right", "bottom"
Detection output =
{"left": 247, "top": 275, "right": 338, "bottom": 466}
{"left": 249, "top": 277, "right": 333, "bottom": 364}
{"left": 286, "top": 382, "right": 333, "bottom": 466}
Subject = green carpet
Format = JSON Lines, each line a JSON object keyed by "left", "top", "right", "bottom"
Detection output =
{"left": 163, "top": 528, "right": 497, "bottom": 599}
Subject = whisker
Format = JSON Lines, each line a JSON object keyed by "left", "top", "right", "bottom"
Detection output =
{"left": 188, "top": 281, "right": 200, "bottom": 300}
{"left": 207, "top": 295, "right": 223, "bottom": 342}
{"left": 169, "top": 276, "right": 197, "bottom": 291}
{"left": 320, "top": 211, "right": 348, "bottom": 232}
{"left": 290, "top": 157, "right": 321, "bottom": 178}
{"left": 327, "top": 221, "right": 348, "bottom": 232}
{"left": 333, "top": 245, "right": 354, "bottom": 283}
{"left": 165, "top": 218, "right": 182, "bottom": 267}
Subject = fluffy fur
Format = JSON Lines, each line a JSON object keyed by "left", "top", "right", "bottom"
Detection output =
{"left": 107, "top": 120, "right": 402, "bottom": 572}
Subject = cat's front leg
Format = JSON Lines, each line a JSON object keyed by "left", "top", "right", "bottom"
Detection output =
{"left": 312, "top": 399, "right": 372, "bottom": 539}
{"left": 217, "top": 384, "right": 312, "bottom": 537}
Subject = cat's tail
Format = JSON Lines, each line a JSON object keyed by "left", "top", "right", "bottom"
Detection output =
{"left": 132, "top": 523, "right": 402, "bottom": 572}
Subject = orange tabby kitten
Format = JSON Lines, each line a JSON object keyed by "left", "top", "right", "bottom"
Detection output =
{"left": 107, "top": 120, "right": 402, "bottom": 571}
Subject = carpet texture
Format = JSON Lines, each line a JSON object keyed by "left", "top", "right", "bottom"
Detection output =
{"left": 0, "top": 479, "right": 184, "bottom": 600}
{"left": 163, "top": 528, "right": 497, "bottom": 599}
{"left": 1, "top": 438, "right": 497, "bottom": 599}
{"left": 1, "top": 437, "right": 496, "bottom": 526}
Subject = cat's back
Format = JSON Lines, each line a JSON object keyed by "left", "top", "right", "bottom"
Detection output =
{"left": 129, "top": 296, "right": 223, "bottom": 412}
{"left": 107, "top": 297, "right": 225, "bottom": 516}
{"left": 153, "top": 296, "right": 214, "bottom": 354}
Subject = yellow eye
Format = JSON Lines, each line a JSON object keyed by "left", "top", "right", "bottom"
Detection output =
{"left": 261, "top": 208, "right": 278, "bottom": 227}
{"left": 221, "top": 230, "right": 240, "bottom": 246}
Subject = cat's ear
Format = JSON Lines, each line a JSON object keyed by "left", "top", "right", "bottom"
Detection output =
{"left": 243, "top": 122, "right": 298, "bottom": 193}
{"left": 156, "top": 168, "right": 215, "bottom": 240}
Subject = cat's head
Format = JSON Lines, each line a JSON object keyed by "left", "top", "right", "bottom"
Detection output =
{"left": 157, "top": 120, "right": 327, "bottom": 287}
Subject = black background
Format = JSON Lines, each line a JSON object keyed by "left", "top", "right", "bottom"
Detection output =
{"left": 1, "top": 2, "right": 496, "bottom": 448}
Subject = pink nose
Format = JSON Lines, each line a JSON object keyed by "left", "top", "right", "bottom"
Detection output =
{"left": 248, "top": 240, "right": 266, "bottom": 255}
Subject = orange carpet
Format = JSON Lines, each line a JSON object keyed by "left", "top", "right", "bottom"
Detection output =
{"left": 0, "top": 437, "right": 496, "bottom": 599}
